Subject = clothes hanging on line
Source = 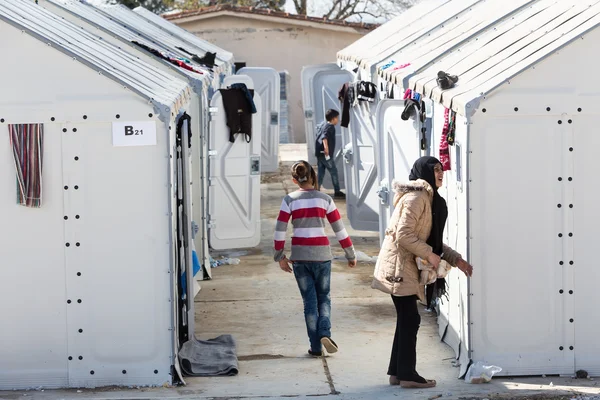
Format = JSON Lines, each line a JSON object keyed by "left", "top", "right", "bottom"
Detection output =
{"left": 357, "top": 81, "right": 377, "bottom": 102}
{"left": 439, "top": 108, "right": 452, "bottom": 171}
{"left": 9, "top": 123, "right": 44, "bottom": 208}
{"left": 219, "top": 83, "right": 256, "bottom": 143}
{"left": 401, "top": 89, "right": 422, "bottom": 121}
{"left": 132, "top": 41, "right": 205, "bottom": 75}
{"left": 337, "top": 82, "right": 353, "bottom": 128}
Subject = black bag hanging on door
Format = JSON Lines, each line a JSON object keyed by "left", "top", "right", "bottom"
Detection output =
{"left": 219, "top": 85, "right": 255, "bottom": 143}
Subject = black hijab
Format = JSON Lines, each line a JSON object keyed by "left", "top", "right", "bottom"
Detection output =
{"left": 409, "top": 156, "right": 448, "bottom": 256}
{"left": 409, "top": 156, "right": 449, "bottom": 307}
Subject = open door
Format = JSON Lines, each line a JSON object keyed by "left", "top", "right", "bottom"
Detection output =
{"left": 208, "top": 75, "right": 262, "bottom": 250}
{"left": 344, "top": 101, "right": 380, "bottom": 231}
{"left": 376, "top": 100, "right": 423, "bottom": 243}
{"left": 237, "top": 67, "right": 280, "bottom": 173}
{"left": 301, "top": 64, "right": 352, "bottom": 190}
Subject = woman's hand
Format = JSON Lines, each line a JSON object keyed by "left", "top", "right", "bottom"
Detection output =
{"left": 348, "top": 260, "right": 357, "bottom": 268}
{"left": 279, "top": 257, "right": 293, "bottom": 273}
{"left": 426, "top": 253, "right": 441, "bottom": 269}
{"left": 456, "top": 258, "right": 473, "bottom": 277}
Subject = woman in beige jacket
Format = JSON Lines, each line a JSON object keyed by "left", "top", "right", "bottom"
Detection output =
{"left": 373, "top": 156, "right": 473, "bottom": 389}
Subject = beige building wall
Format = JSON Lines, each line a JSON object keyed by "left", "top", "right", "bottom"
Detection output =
{"left": 175, "top": 15, "right": 367, "bottom": 143}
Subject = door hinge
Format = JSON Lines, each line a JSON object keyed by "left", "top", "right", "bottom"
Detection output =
{"left": 208, "top": 150, "right": 218, "bottom": 156}
{"left": 376, "top": 184, "right": 390, "bottom": 205}
{"left": 208, "top": 220, "right": 216, "bottom": 229}
{"left": 209, "top": 107, "right": 218, "bottom": 114}
{"left": 342, "top": 145, "right": 353, "bottom": 164}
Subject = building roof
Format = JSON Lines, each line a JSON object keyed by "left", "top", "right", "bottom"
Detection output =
{"left": 0, "top": 0, "right": 191, "bottom": 115}
{"left": 164, "top": 5, "right": 379, "bottom": 32}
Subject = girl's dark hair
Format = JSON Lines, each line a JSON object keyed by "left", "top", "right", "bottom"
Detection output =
{"left": 292, "top": 160, "right": 318, "bottom": 189}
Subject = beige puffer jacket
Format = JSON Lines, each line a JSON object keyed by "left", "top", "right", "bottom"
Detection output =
{"left": 372, "top": 179, "right": 462, "bottom": 301}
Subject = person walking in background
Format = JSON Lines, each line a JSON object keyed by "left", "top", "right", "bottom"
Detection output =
{"left": 274, "top": 160, "right": 356, "bottom": 357}
{"left": 372, "top": 156, "right": 473, "bottom": 388}
{"left": 315, "top": 109, "right": 345, "bottom": 199}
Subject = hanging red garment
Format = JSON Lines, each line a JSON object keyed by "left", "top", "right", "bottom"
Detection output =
{"left": 439, "top": 108, "right": 451, "bottom": 171}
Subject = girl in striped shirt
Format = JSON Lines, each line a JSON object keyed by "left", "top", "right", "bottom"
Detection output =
{"left": 274, "top": 160, "right": 356, "bottom": 356}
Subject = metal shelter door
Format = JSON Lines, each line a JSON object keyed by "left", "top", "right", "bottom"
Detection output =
{"left": 344, "top": 101, "right": 379, "bottom": 231}
{"left": 375, "top": 100, "right": 423, "bottom": 243}
{"left": 237, "top": 67, "right": 280, "bottom": 173}
{"left": 301, "top": 64, "right": 352, "bottom": 190}
{"left": 208, "top": 76, "right": 262, "bottom": 250}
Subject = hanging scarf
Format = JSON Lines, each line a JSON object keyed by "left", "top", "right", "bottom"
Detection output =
{"left": 439, "top": 108, "right": 451, "bottom": 171}
{"left": 9, "top": 123, "right": 44, "bottom": 208}
{"left": 409, "top": 156, "right": 449, "bottom": 303}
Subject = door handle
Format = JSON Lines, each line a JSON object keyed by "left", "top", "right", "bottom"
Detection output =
{"left": 342, "top": 145, "right": 353, "bottom": 164}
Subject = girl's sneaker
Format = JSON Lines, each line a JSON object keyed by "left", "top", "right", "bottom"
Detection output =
{"left": 308, "top": 349, "right": 323, "bottom": 357}
{"left": 320, "top": 337, "right": 339, "bottom": 354}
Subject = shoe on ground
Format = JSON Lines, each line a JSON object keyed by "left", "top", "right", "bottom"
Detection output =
{"left": 308, "top": 349, "right": 323, "bottom": 357}
{"left": 400, "top": 379, "right": 436, "bottom": 388}
{"left": 320, "top": 337, "right": 339, "bottom": 354}
{"left": 389, "top": 376, "right": 400, "bottom": 386}
{"left": 334, "top": 191, "right": 346, "bottom": 199}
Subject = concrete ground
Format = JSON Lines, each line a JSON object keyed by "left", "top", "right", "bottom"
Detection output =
{"left": 2, "top": 145, "right": 599, "bottom": 400}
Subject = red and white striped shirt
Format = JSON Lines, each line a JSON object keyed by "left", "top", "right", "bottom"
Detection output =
{"left": 273, "top": 189, "right": 355, "bottom": 262}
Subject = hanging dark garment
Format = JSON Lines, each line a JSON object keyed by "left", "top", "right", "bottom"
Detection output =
{"left": 193, "top": 52, "right": 217, "bottom": 69}
{"left": 337, "top": 83, "right": 351, "bottom": 128}
{"left": 219, "top": 85, "right": 256, "bottom": 143}
{"left": 357, "top": 81, "right": 377, "bottom": 102}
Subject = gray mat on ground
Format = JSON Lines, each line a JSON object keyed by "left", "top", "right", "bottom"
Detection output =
{"left": 179, "top": 335, "right": 239, "bottom": 376}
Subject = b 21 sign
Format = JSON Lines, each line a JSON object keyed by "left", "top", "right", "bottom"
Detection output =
{"left": 112, "top": 121, "right": 157, "bottom": 147}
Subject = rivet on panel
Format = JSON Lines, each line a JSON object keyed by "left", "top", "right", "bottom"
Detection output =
{"left": 75, "top": 156, "right": 79, "bottom": 161}
{"left": 76, "top": 215, "right": 80, "bottom": 219}
{"left": 568, "top": 177, "right": 573, "bottom": 181}
{"left": 83, "top": 115, "right": 88, "bottom": 120}
{"left": 0, "top": 119, "right": 4, "bottom": 123}
{"left": 76, "top": 243, "right": 81, "bottom": 247}
{"left": 77, "top": 299, "right": 82, "bottom": 304}
{"left": 64, "top": 216, "right": 68, "bottom": 220}
{"left": 514, "top": 107, "right": 519, "bottom": 112}
{"left": 79, "top": 329, "right": 83, "bottom": 333}
{"left": 62, "top": 128, "right": 67, "bottom": 133}
{"left": 569, "top": 204, "right": 573, "bottom": 208}
{"left": 75, "top": 185, "right": 79, "bottom": 190}
{"left": 546, "top": 107, "right": 551, "bottom": 112}
{"left": 66, "top": 243, "right": 71, "bottom": 247}
{"left": 122, "top": 370, "right": 127, "bottom": 374}
{"left": 569, "top": 147, "right": 574, "bottom": 152}
{"left": 559, "top": 261, "right": 564, "bottom": 266}
{"left": 64, "top": 186, "right": 68, "bottom": 190}
{"left": 68, "top": 356, "right": 73, "bottom": 361}
{"left": 568, "top": 120, "right": 573, "bottom": 124}
{"left": 51, "top": 117, "right": 56, "bottom": 122}
{"left": 559, "top": 346, "right": 564, "bottom": 351}
{"left": 116, "top": 114, "right": 121, "bottom": 119}
{"left": 79, "top": 356, "right": 83, "bottom": 360}
{"left": 482, "top": 108, "right": 487, "bottom": 113}
{"left": 77, "top": 272, "right": 82, "bottom": 277}
{"left": 569, "top": 233, "right": 573, "bottom": 237}
{"left": 557, "top": 204, "right": 562, "bottom": 208}
{"left": 72, "top": 128, "right": 77, "bottom": 133}
{"left": 558, "top": 120, "right": 563, "bottom": 125}
{"left": 569, "top": 290, "right": 573, "bottom": 294}
{"left": 67, "top": 300, "right": 72, "bottom": 304}
{"left": 559, "top": 289, "right": 564, "bottom": 294}
{"left": 570, "top": 346, "right": 574, "bottom": 350}
{"left": 148, "top": 113, "right": 153, "bottom": 118}
{"left": 558, "top": 177, "right": 562, "bottom": 181}
{"left": 154, "top": 370, "right": 159, "bottom": 374}
{"left": 90, "top": 371, "right": 95, "bottom": 375}
{"left": 558, "top": 233, "right": 563, "bottom": 238}
{"left": 570, "top": 319, "right": 574, "bottom": 323}
{"left": 570, "top": 261, "right": 574, "bottom": 265}
{"left": 578, "top": 108, "right": 582, "bottom": 112}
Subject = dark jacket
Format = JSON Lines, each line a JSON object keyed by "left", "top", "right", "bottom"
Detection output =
{"left": 219, "top": 84, "right": 256, "bottom": 143}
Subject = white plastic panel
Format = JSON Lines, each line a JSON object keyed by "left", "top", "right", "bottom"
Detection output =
{"left": 237, "top": 67, "right": 281, "bottom": 173}
{"left": 301, "top": 64, "right": 352, "bottom": 190}
{"left": 208, "top": 78, "right": 262, "bottom": 250}
{"left": 375, "top": 100, "right": 425, "bottom": 244}
{"left": 469, "top": 114, "right": 574, "bottom": 376}
{"left": 0, "top": 126, "right": 69, "bottom": 390}
{"left": 64, "top": 122, "right": 174, "bottom": 387}
{"left": 572, "top": 115, "right": 600, "bottom": 376}
{"left": 344, "top": 102, "right": 379, "bottom": 231}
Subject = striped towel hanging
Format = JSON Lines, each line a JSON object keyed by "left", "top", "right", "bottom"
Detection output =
{"left": 8, "top": 123, "right": 44, "bottom": 208}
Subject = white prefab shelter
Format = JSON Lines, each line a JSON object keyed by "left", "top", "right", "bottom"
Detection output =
{"left": 39, "top": 0, "right": 213, "bottom": 282}
{"left": 371, "top": 0, "right": 600, "bottom": 378}
{"left": 0, "top": 0, "right": 198, "bottom": 389}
